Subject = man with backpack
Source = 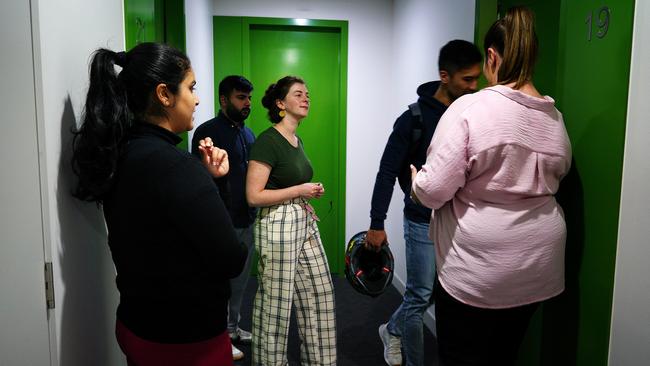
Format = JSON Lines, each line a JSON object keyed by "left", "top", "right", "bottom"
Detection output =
{"left": 367, "top": 40, "right": 482, "bottom": 366}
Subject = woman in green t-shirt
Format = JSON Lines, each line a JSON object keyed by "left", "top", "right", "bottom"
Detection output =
{"left": 246, "top": 76, "right": 336, "bottom": 365}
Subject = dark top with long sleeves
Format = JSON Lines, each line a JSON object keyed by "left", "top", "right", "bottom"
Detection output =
{"left": 370, "top": 81, "right": 447, "bottom": 230}
{"left": 191, "top": 111, "right": 257, "bottom": 228}
{"left": 103, "top": 122, "right": 247, "bottom": 343}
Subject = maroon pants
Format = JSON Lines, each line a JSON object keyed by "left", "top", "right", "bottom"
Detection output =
{"left": 116, "top": 320, "right": 233, "bottom": 366}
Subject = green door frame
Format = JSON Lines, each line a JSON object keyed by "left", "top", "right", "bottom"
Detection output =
{"left": 214, "top": 16, "right": 348, "bottom": 273}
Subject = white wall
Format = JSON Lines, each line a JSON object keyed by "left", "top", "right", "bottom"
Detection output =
{"left": 33, "top": 0, "right": 125, "bottom": 364}
{"left": 186, "top": 0, "right": 216, "bottom": 145}
{"left": 1, "top": 1, "right": 53, "bottom": 364}
{"left": 609, "top": 0, "right": 650, "bottom": 364}
{"left": 390, "top": 0, "right": 475, "bottom": 332}
{"left": 185, "top": 0, "right": 475, "bottom": 333}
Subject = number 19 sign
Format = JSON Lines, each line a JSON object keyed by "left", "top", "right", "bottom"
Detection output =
{"left": 585, "top": 6, "right": 611, "bottom": 41}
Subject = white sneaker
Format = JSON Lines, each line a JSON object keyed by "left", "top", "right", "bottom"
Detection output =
{"left": 379, "top": 323, "right": 402, "bottom": 366}
{"left": 229, "top": 327, "right": 252, "bottom": 344}
{"left": 232, "top": 344, "right": 244, "bottom": 361}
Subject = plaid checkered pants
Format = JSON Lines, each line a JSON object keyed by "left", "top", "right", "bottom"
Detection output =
{"left": 252, "top": 198, "right": 337, "bottom": 366}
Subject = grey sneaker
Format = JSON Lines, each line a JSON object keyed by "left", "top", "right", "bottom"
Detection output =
{"left": 379, "top": 323, "right": 402, "bottom": 366}
{"left": 232, "top": 344, "right": 244, "bottom": 361}
{"left": 229, "top": 327, "right": 252, "bottom": 344}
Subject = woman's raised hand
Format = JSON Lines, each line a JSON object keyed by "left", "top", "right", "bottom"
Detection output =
{"left": 297, "top": 182, "right": 325, "bottom": 199}
{"left": 198, "top": 137, "right": 230, "bottom": 178}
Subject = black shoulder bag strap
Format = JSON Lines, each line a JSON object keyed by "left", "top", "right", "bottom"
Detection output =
{"left": 397, "top": 102, "right": 424, "bottom": 193}
{"left": 408, "top": 102, "right": 423, "bottom": 157}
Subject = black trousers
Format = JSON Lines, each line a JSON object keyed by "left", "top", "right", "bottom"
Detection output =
{"left": 434, "top": 279, "right": 539, "bottom": 366}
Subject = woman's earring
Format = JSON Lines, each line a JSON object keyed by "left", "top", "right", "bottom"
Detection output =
{"left": 279, "top": 110, "right": 286, "bottom": 118}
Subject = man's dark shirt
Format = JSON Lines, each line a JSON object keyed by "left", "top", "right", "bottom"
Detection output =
{"left": 192, "top": 111, "right": 257, "bottom": 228}
{"left": 370, "top": 81, "right": 448, "bottom": 230}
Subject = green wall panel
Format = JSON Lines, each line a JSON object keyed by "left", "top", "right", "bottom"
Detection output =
{"left": 124, "top": 0, "right": 163, "bottom": 49}
{"left": 474, "top": 0, "right": 498, "bottom": 88}
{"left": 163, "top": 0, "right": 186, "bottom": 56}
{"left": 213, "top": 17, "right": 245, "bottom": 107}
{"left": 124, "top": 0, "right": 189, "bottom": 150}
{"left": 161, "top": 0, "right": 188, "bottom": 151}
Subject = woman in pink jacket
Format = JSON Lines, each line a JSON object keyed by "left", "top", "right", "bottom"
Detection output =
{"left": 411, "top": 7, "right": 571, "bottom": 366}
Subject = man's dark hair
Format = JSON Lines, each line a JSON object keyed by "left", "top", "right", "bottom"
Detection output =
{"left": 219, "top": 75, "right": 253, "bottom": 98}
{"left": 438, "top": 40, "right": 482, "bottom": 75}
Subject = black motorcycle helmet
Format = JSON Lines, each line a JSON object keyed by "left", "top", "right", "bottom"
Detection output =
{"left": 345, "top": 231, "right": 395, "bottom": 297}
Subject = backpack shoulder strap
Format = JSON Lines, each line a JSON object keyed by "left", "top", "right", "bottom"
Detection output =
{"left": 397, "top": 102, "right": 424, "bottom": 190}
{"left": 408, "top": 102, "right": 422, "bottom": 119}
{"left": 407, "top": 102, "right": 423, "bottom": 147}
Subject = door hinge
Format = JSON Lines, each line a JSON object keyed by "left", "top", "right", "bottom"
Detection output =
{"left": 44, "top": 262, "right": 55, "bottom": 309}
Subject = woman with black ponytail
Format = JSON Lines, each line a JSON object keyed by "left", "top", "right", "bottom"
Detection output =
{"left": 72, "top": 42, "right": 247, "bottom": 365}
{"left": 246, "top": 76, "right": 337, "bottom": 365}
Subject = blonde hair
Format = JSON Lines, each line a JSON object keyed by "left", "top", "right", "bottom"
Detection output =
{"left": 483, "top": 6, "right": 538, "bottom": 89}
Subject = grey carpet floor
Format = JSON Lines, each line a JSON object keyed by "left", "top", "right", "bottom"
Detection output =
{"left": 233, "top": 275, "right": 438, "bottom": 366}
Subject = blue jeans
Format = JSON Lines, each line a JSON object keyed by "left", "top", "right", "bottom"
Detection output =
{"left": 228, "top": 225, "right": 255, "bottom": 332}
{"left": 387, "top": 217, "right": 436, "bottom": 366}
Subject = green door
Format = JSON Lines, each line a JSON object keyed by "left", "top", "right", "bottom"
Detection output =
{"left": 124, "top": 0, "right": 188, "bottom": 150}
{"left": 475, "top": 1, "right": 635, "bottom": 365}
{"left": 124, "top": 0, "right": 163, "bottom": 47}
{"left": 214, "top": 17, "right": 348, "bottom": 274}
{"left": 553, "top": 2, "right": 634, "bottom": 365}
{"left": 124, "top": 0, "right": 185, "bottom": 50}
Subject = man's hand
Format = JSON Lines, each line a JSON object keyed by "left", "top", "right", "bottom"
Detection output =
{"left": 410, "top": 164, "right": 418, "bottom": 183}
{"left": 409, "top": 164, "right": 422, "bottom": 205}
{"left": 365, "top": 229, "right": 387, "bottom": 252}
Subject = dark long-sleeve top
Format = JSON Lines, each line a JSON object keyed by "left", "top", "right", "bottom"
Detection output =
{"left": 370, "top": 81, "right": 447, "bottom": 230}
{"left": 103, "top": 122, "right": 247, "bottom": 343}
{"left": 191, "top": 112, "right": 257, "bottom": 228}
